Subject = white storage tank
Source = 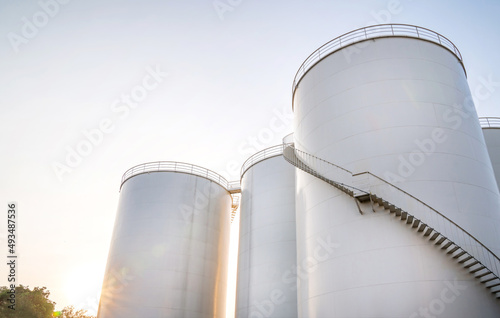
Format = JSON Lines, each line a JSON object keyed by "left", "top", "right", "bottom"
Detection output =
{"left": 97, "top": 162, "right": 231, "bottom": 318}
{"left": 236, "top": 144, "right": 297, "bottom": 318}
{"left": 481, "top": 117, "right": 500, "bottom": 191}
{"left": 292, "top": 24, "right": 500, "bottom": 317}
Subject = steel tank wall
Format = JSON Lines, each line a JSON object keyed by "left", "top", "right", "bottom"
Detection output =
{"left": 482, "top": 126, "right": 500, "bottom": 191}
{"left": 236, "top": 152, "right": 297, "bottom": 318}
{"left": 293, "top": 34, "right": 500, "bottom": 317}
{"left": 97, "top": 171, "right": 231, "bottom": 318}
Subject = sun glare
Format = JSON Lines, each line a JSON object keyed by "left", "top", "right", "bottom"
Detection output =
{"left": 64, "top": 261, "right": 105, "bottom": 315}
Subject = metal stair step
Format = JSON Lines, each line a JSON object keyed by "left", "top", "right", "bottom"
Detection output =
{"left": 486, "top": 281, "right": 500, "bottom": 289}
{"left": 446, "top": 246, "right": 460, "bottom": 254}
{"left": 458, "top": 255, "right": 473, "bottom": 264}
{"left": 435, "top": 237, "right": 446, "bottom": 245}
{"left": 453, "top": 250, "right": 467, "bottom": 259}
{"left": 476, "top": 271, "right": 493, "bottom": 279}
{"left": 470, "top": 265, "right": 486, "bottom": 274}
{"left": 429, "top": 232, "right": 440, "bottom": 241}
{"left": 401, "top": 212, "right": 408, "bottom": 220}
{"left": 371, "top": 196, "right": 381, "bottom": 204}
{"left": 464, "top": 260, "right": 480, "bottom": 269}
{"left": 423, "top": 228, "right": 433, "bottom": 236}
{"left": 491, "top": 286, "right": 500, "bottom": 294}
{"left": 481, "top": 276, "right": 498, "bottom": 284}
{"left": 406, "top": 215, "right": 414, "bottom": 224}
{"left": 441, "top": 241, "right": 453, "bottom": 250}
{"left": 418, "top": 223, "right": 427, "bottom": 232}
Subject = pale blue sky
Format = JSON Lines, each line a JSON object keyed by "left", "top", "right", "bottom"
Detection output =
{"left": 1, "top": 0, "right": 499, "bottom": 315}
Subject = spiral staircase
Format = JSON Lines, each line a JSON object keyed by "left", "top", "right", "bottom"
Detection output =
{"left": 282, "top": 143, "right": 500, "bottom": 299}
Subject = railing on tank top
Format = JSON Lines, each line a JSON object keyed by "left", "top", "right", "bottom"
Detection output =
{"left": 240, "top": 144, "right": 286, "bottom": 179}
{"left": 282, "top": 132, "right": 294, "bottom": 144}
{"left": 479, "top": 117, "right": 500, "bottom": 128}
{"left": 292, "top": 24, "right": 464, "bottom": 98}
{"left": 121, "top": 161, "right": 231, "bottom": 191}
{"left": 282, "top": 143, "right": 500, "bottom": 281}
{"left": 121, "top": 161, "right": 241, "bottom": 221}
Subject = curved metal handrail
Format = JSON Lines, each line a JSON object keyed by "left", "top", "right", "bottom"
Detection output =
{"left": 479, "top": 117, "right": 500, "bottom": 128}
{"left": 120, "top": 161, "right": 231, "bottom": 191}
{"left": 240, "top": 144, "right": 285, "bottom": 179}
{"left": 292, "top": 24, "right": 464, "bottom": 102}
{"left": 282, "top": 132, "right": 294, "bottom": 145}
{"left": 282, "top": 145, "right": 500, "bottom": 279}
{"left": 282, "top": 144, "right": 369, "bottom": 197}
{"left": 362, "top": 171, "right": 500, "bottom": 273}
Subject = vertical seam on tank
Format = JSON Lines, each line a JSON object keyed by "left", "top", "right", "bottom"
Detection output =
{"left": 182, "top": 176, "right": 197, "bottom": 318}
{"left": 246, "top": 169, "right": 253, "bottom": 314}
{"left": 209, "top": 181, "right": 216, "bottom": 317}
{"left": 206, "top": 181, "right": 217, "bottom": 318}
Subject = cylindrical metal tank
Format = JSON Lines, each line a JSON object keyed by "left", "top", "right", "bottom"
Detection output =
{"left": 97, "top": 162, "right": 231, "bottom": 318}
{"left": 292, "top": 24, "right": 500, "bottom": 317}
{"left": 481, "top": 117, "right": 500, "bottom": 191}
{"left": 236, "top": 145, "right": 297, "bottom": 318}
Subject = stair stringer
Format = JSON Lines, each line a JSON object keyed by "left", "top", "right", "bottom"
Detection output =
{"left": 282, "top": 144, "right": 500, "bottom": 299}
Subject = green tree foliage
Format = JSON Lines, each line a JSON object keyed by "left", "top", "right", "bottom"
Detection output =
{"left": 58, "top": 305, "right": 96, "bottom": 318}
{"left": 0, "top": 285, "right": 55, "bottom": 318}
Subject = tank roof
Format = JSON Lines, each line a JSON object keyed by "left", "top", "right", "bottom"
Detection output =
{"left": 120, "top": 161, "right": 240, "bottom": 193}
{"left": 292, "top": 24, "right": 465, "bottom": 110}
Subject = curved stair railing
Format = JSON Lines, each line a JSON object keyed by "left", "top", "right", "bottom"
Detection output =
{"left": 282, "top": 143, "right": 500, "bottom": 298}
{"left": 282, "top": 144, "right": 370, "bottom": 200}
